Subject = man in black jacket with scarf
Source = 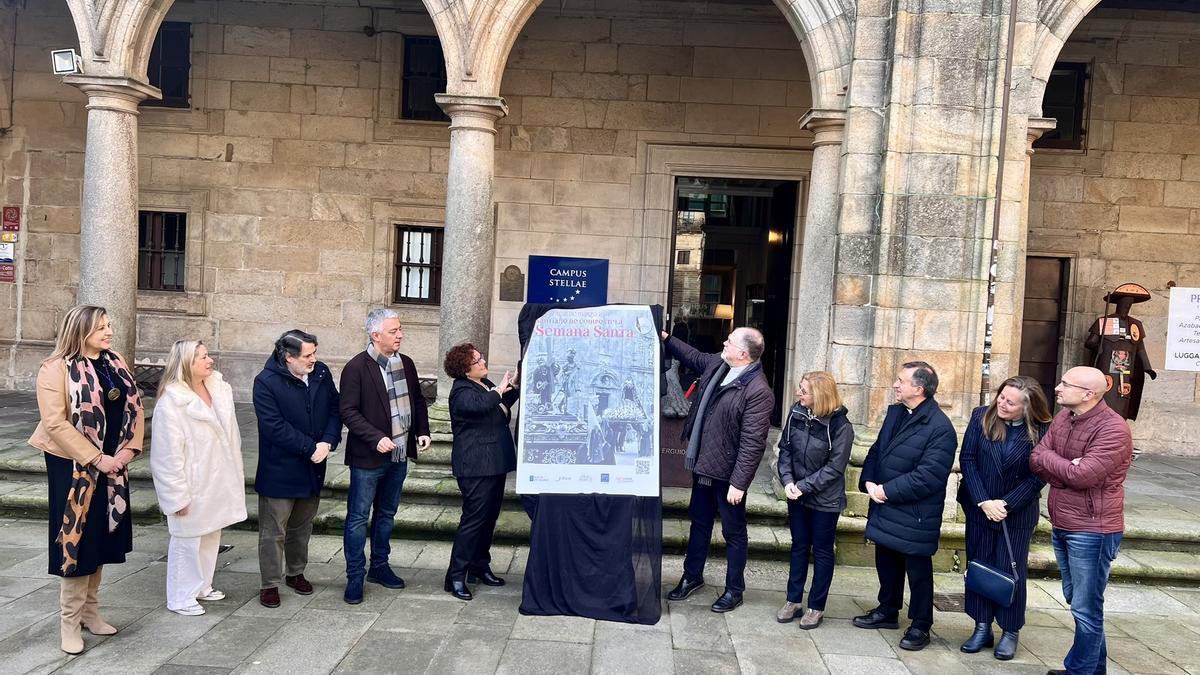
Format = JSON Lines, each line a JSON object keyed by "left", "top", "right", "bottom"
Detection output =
{"left": 854, "top": 361, "right": 957, "bottom": 651}
{"left": 661, "top": 327, "right": 774, "bottom": 613}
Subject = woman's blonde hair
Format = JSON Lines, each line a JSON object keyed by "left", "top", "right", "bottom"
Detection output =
{"left": 982, "top": 375, "right": 1053, "bottom": 444}
{"left": 158, "top": 340, "right": 205, "bottom": 395}
{"left": 799, "top": 371, "right": 843, "bottom": 418}
{"left": 47, "top": 305, "right": 109, "bottom": 362}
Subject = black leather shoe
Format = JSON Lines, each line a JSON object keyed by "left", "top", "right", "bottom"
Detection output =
{"left": 467, "top": 570, "right": 506, "bottom": 587}
{"left": 1047, "top": 670, "right": 1067, "bottom": 675}
{"left": 710, "top": 590, "right": 743, "bottom": 613}
{"left": 443, "top": 579, "right": 473, "bottom": 601}
{"left": 852, "top": 608, "right": 899, "bottom": 629}
{"left": 899, "top": 627, "right": 931, "bottom": 651}
{"left": 666, "top": 577, "right": 705, "bottom": 601}
{"left": 960, "top": 622, "right": 994, "bottom": 653}
{"left": 994, "top": 631, "right": 1018, "bottom": 661}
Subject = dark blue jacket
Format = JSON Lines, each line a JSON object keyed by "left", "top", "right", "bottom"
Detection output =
{"left": 858, "top": 398, "right": 958, "bottom": 556}
{"left": 252, "top": 356, "right": 342, "bottom": 499}
{"left": 958, "top": 406, "right": 1047, "bottom": 532}
{"left": 449, "top": 377, "right": 521, "bottom": 478}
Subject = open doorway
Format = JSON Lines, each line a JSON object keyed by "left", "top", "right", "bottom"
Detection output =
{"left": 667, "top": 176, "right": 798, "bottom": 424}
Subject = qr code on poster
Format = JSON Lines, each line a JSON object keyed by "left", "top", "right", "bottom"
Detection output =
{"left": 635, "top": 459, "right": 650, "bottom": 475}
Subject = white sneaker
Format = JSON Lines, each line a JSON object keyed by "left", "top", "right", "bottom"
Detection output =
{"left": 169, "top": 604, "right": 205, "bottom": 616}
{"left": 197, "top": 589, "right": 225, "bottom": 601}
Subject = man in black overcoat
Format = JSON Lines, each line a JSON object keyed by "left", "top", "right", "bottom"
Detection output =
{"left": 854, "top": 361, "right": 958, "bottom": 651}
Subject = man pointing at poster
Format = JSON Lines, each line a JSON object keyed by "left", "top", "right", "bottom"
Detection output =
{"left": 661, "top": 327, "right": 774, "bottom": 613}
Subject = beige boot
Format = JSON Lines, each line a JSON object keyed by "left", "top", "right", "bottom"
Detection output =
{"left": 81, "top": 567, "right": 117, "bottom": 636}
{"left": 59, "top": 575, "right": 88, "bottom": 654}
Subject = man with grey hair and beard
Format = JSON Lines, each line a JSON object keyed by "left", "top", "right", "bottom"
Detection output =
{"left": 338, "top": 308, "right": 431, "bottom": 604}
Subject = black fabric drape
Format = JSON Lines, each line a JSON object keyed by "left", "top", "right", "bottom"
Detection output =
{"left": 519, "top": 495, "right": 662, "bottom": 624}
{"left": 515, "top": 303, "right": 665, "bottom": 625}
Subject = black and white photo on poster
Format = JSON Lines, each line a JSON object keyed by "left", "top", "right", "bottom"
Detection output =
{"left": 517, "top": 305, "right": 661, "bottom": 496}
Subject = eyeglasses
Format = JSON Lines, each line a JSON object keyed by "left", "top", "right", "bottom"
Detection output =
{"left": 1057, "top": 380, "right": 1090, "bottom": 391}
{"left": 470, "top": 355, "right": 485, "bottom": 365}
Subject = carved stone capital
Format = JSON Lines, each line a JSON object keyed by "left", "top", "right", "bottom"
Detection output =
{"left": 1026, "top": 117, "right": 1058, "bottom": 155}
{"left": 799, "top": 109, "right": 847, "bottom": 148}
{"left": 435, "top": 94, "right": 509, "bottom": 135}
{"left": 63, "top": 75, "right": 160, "bottom": 114}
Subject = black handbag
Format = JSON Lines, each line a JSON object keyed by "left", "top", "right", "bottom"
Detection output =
{"left": 964, "top": 519, "right": 1018, "bottom": 607}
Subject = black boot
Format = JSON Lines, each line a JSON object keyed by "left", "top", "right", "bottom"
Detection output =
{"left": 960, "top": 622, "right": 994, "bottom": 653}
{"left": 467, "top": 570, "right": 506, "bottom": 587}
{"left": 994, "top": 630, "right": 1018, "bottom": 660}
{"left": 443, "top": 578, "right": 473, "bottom": 601}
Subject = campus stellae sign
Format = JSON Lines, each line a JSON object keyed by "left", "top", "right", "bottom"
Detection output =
{"left": 527, "top": 255, "right": 609, "bottom": 304}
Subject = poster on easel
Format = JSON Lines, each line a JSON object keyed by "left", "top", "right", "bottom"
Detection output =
{"left": 517, "top": 304, "right": 660, "bottom": 497}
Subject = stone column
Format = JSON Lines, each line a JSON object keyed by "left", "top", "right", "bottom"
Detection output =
{"left": 1000, "top": 116, "right": 1058, "bottom": 378}
{"left": 791, "top": 110, "right": 846, "bottom": 376}
{"left": 63, "top": 75, "right": 158, "bottom": 361}
{"left": 433, "top": 94, "right": 508, "bottom": 402}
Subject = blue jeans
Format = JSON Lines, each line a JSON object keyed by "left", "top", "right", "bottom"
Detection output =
{"left": 344, "top": 462, "right": 408, "bottom": 580}
{"left": 1051, "top": 528, "right": 1122, "bottom": 674}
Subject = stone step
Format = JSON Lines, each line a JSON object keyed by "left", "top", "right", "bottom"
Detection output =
{"left": 3, "top": 473, "right": 1199, "bottom": 586}
{"left": 3, "top": 447, "right": 1197, "bottom": 559}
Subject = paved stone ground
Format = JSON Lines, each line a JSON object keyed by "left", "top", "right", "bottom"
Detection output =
{"left": 1, "top": 520, "right": 1199, "bottom": 675}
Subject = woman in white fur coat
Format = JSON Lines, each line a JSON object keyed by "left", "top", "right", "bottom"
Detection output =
{"left": 150, "top": 340, "right": 247, "bottom": 616}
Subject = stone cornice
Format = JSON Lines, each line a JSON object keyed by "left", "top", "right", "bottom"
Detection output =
{"left": 434, "top": 94, "right": 508, "bottom": 135}
{"left": 62, "top": 75, "right": 161, "bottom": 114}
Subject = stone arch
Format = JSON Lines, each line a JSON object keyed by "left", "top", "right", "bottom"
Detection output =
{"left": 64, "top": 0, "right": 175, "bottom": 81}
{"left": 422, "top": 0, "right": 855, "bottom": 109}
{"left": 1029, "top": 0, "right": 1103, "bottom": 114}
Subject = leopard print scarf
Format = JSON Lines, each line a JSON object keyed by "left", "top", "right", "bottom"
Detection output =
{"left": 57, "top": 352, "right": 141, "bottom": 575}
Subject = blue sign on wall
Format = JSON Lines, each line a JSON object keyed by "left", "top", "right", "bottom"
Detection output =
{"left": 527, "top": 255, "right": 609, "bottom": 304}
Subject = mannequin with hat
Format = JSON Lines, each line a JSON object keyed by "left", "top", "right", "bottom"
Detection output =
{"left": 1084, "top": 283, "right": 1157, "bottom": 420}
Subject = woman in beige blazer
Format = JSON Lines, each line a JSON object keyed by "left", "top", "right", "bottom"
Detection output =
{"left": 30, "top": 305, "right": 145, "bottom": 654}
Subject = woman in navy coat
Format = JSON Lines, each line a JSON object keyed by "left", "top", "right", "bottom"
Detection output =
{"left": 958, "top": 375, "right": 1052, "bottom": 660}
{"left": 443, "top": 342, "right": 520, "bottom": 601}
{"left": 251, "top": 330, "right": 342, "bottom": 607}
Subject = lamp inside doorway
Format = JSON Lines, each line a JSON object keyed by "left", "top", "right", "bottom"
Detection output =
{"left": 714, "top": 303, "right": 734, "bottom": 330}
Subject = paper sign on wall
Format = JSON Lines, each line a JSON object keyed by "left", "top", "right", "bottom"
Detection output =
{"left": 2, "top": 207, "right": 19, "bottom": 232}
{"left": 1166, "top": 286, "right": 1200, "bottom": 372}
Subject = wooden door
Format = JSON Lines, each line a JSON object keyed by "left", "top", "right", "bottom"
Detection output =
{"left": 1019, "top": 257, "right": 1069, "bottom": 402}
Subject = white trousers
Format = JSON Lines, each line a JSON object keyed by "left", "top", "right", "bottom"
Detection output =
{"left": 166, "top": 530, "right": 221, "bottom": 611}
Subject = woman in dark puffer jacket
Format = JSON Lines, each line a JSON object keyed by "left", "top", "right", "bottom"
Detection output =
{"left": 775, "top": 371, "right": 853, "bottom": 630}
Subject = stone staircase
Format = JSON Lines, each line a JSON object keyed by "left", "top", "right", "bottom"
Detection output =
{"left": 1, "top": 397, "right": 1197, "bottom": 585}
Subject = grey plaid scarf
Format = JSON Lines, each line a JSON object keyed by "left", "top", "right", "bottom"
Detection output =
{"left": 368, "top": 343, "right": 412, "bottom": 463}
